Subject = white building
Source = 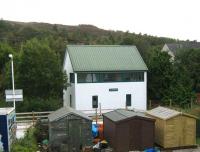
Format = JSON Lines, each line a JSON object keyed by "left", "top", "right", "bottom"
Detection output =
{"left": 63, "top": 45, "right": 148, "bottom": 112}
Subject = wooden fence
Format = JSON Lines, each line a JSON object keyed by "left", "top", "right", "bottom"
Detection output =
{"left": 15, "top": 109, "right": 109, "bottom": 124}
{"left": 16, "top": 111, "right": 53, "bottom": 124}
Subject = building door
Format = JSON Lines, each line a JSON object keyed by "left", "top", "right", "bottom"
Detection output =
{"left": 126, "top": 94, "right": 132, "bottom": 107}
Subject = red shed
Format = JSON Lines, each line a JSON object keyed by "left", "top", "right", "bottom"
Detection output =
{"left": 103, "top": 109, "right": 155, "bottom": 152}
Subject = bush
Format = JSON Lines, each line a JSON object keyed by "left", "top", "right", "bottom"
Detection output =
{"left": 11, "top": 128, "right": 38, "bottom": 152}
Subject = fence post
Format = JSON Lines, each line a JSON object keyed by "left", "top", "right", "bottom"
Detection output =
{"left": 149, "top": 100, "right": 152, "bottom": 109}
{"left": 32, "top": 111, "right": 35, "bottom": 126}
{"left": 169, "top": 99, "right": 172, "bottom": 107}
{"left": 190, "top": 98, "right": 193, "bottom": 109}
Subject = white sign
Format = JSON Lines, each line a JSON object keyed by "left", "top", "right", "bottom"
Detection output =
{"left": 5, "top": 89, "right": 23, "bottom": 102}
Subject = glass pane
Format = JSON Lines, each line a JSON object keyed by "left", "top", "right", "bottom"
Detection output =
{"left": 103, "top": 73, "right": 122, "bottom": 82}
{"left": 77, "top": 73, "right": 92, "bottom": 83}
{"left": 70, "top": 73, "right": 74, "bottom": 83}
{"left": 92, "top": 73, "right": 101, "bottom": 82}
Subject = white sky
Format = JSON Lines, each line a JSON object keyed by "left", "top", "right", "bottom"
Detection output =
{"left": 0, "top": 0, "right": 200, "bottom": 41}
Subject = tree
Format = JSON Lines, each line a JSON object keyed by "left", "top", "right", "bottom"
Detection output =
{"left": 17, "top": 38, "right": 67, "bottom": 98}
{"left": 147, "top": 47, "right": 196, "bottom": 107}
{"left": 163, "top": 64, "right": 195, "bottom": 107}
{"left": 147, "top": 48, "right": 174, "bottom": 100}
{"left": 0, "top": 42, "right": 14, "bottom": 97}
{"left": 176, "top": 48, "right": 200, "bottom": 92}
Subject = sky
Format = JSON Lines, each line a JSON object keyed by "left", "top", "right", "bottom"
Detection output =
{"left": 0, "top": 0, "right": 200, "bottom": 41}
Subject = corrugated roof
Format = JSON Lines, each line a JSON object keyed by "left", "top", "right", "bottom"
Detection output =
{"left": 103, "top": 109, "right": 153, "bottom": 122}
{"left": 146, "top": 107, "right": 181, "bottom": 120}
{"left": 66, "top": 45, "right": 148, "bottom": 72}
{"left": 48, "top": 106, "right": 92, "bottom": 122}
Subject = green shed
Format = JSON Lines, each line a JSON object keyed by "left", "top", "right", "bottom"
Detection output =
{"left": 48, "top": 107, "right": 92, "bottom": 152}
{"left": 146, "top": 106, "right": 197, "bottom": 148}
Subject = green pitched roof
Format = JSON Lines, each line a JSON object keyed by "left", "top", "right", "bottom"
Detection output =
{"left": 66, "top": 45, "right": 148, "bottom": 72}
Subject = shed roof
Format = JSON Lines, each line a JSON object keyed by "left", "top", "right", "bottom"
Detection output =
{"left": 146, "top": 106, "right": 198, "bottom": 120}
{"left": 66, "top": 45, "right": 148, "bottom": 72}
{"left": 103, "top": 109, "right": 154, "bottom": 122}
{"left": 48, "top": 106, "right": 92, "bottom": 122}
{"left": 0, "top": 107, "right": 15, "bottom": 115}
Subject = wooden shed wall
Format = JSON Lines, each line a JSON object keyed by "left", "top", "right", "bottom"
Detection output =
{"left": 164, "top": 115, "right": 196, "bottom": 148}
{"left": 104, "top": 117, "right": 154, "bottom": 152}
{"left": 115, "top": 121, "right": 130, "bottom": 152}
{"left": 146, "top": 115, "right": 165, "bottom": 147}
{"left": 147, "top": 114, "right": 196, "bottom": 148}
{"left": 103, "top": 117, "right": 116, "bottom": 149}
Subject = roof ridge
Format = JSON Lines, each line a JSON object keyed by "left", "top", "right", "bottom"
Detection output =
{"left": 115, "top": 109, "right": 129, "bottom": 118}
{"left": 67, "top": 45, "right": 136, "bottom": 47}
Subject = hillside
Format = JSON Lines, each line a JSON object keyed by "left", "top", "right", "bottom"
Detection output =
{"left": 0, "top": 19, "right": 176, "bottom": 61}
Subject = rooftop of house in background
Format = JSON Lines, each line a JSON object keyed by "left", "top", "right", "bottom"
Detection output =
{"left": 65, "top": 45, "right": 148, "bottom": 72}
{"left": 165, "top": 41, "right": 200, "bottom": 54}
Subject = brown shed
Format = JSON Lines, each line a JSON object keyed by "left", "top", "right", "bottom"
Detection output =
{"left": 146, "top": 106, "right": 197, "bottom": 149}
{"left": 103, "top": 109, "right": 155, "bottom": 152}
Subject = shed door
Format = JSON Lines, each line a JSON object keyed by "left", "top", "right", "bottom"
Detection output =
{"left": 129, "top": 119, "right": 141, "bottom": 150}
{"left": 69, "top": 119, "right": 82, "bottom": 152}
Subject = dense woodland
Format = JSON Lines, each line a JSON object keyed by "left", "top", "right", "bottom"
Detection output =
{"left": 0, "top": 19, "right": 199, "bottom": 112}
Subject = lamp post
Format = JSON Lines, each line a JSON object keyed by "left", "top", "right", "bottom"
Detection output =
{"left": 8, "top": 54, "right": 15, "bottom": 109}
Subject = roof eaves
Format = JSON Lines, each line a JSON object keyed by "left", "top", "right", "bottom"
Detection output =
{"left": 182, "top": 113, "right": 199, "bottom": 119}
{"left": 66, "top": 46, "right": 75, "bottom": 72}
{"left": 133, "top": 46, "right": 148, "bottom": 70}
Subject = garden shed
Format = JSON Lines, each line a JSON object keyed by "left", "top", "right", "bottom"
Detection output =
{"left": 48, "top": 106, "right": 92, "bottom": 152}
{"left": 103, "top": 109, "right": 155, "bottom": 151}
{"left": 146, "top": 106, "right": 197, "bottom": 148}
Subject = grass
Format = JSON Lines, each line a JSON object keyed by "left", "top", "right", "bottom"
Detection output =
{"left": 197, "top": 137, "right": 200, "bottom": 145}
{"left": 11, "top": 127, "right": 38, "bottom": 152}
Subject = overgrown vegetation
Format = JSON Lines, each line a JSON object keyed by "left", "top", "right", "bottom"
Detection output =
{"left": 11, "top": 128, "right": 38, "bottom": 152}
{"left": 197, "top": 137, "right": 200, "bottom": 145}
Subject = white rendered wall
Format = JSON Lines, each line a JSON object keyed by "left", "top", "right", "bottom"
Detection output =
{"left": 74, "top": 72, "right": 147, "bottom": 111}
{"left": 63, "top": 51, "right": 75, "bottom": 107}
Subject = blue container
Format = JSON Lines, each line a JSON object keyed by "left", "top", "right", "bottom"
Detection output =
{"left": 144, "top": 148, "right": 160, "bottom": 152}
{"left": 92, "top": 124, "right": 99, "bottom": 138}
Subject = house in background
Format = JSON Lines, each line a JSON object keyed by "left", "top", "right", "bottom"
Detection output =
{"left": 63, "top": 45, "right": 148, "bottom": 113}
{"left": 161, "top": 41, "right": 200, "bottom": 59}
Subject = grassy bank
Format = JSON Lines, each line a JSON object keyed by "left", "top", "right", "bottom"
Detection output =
{"left": 197, "top": 137, "right": 200, "bottom": 145}
{"left": 11, "top": 127, "right": 38, "bottom": 152}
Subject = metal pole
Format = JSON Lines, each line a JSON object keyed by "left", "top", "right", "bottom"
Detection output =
{"left": 95, "top": 108, "right": 98, "bottom": 124}
{"left": 10, "top": 56, "right": 16, "bottom": 109}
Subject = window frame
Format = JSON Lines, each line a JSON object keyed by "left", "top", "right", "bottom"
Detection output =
{"left": 77, "top": 71, "right": 145, "bottom": 83}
